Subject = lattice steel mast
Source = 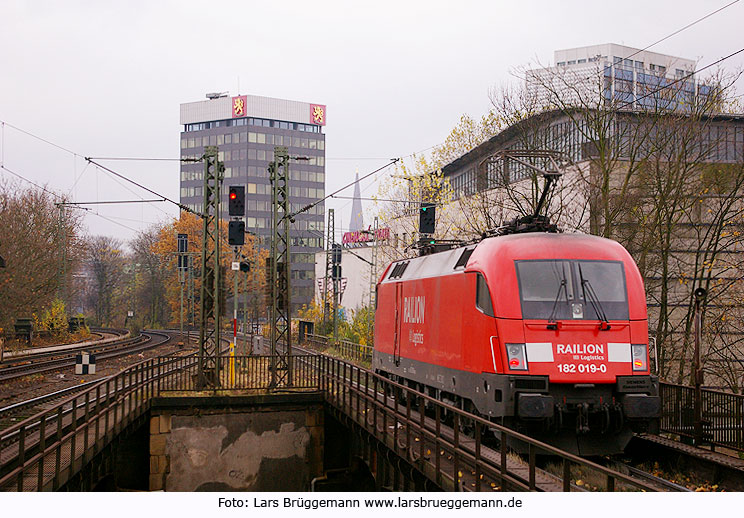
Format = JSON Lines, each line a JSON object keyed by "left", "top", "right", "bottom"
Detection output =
{"left": 268, "top": 146, "right": 292, "bottom": 386}
{"left": 197, "top": 146, "right": 224, "bottom": 388}
{"left": 322, "top": 208, "right": 334, "bottom": 329}
{"left": 369, "top": 216, "right": 378, "bottom": 308}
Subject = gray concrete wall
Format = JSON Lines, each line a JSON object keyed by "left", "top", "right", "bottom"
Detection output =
{"left": 149, "top": 397, "right": 323, "bottom": 491}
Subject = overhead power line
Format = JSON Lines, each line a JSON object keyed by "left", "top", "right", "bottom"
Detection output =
{"left": 62, "top": 199, "right": 166, "bottom": 205}
{"left": 88, "top": 155, "right": 392, "bottom": 162}
{"left": 618, "top": 46, "right": 744, "bottom": 110}
{"left": 85, "top": 158, "right": 201, "bottom": 217}
{"left": 287, "top": 158, "right": 400, "bottom": 221}
{"left": 0, "top": 164, "right": 150, "bottom": 233}
{"left": 0, "top": 119, "right": 81, "bottom": 157}
{"left": 330, "top": 195, "right": 431, "bottom": 204}
{"left": 86, "top": 156, "right": 200, "bottom": 162}
{"left": 0, "top": 164, "right": 64, "bottom": 200}
{"left": 622, "top": 0, "right": 740, "bottom": 65}
{"left": 527, "top": 1, "right": 742, "bottom": 107}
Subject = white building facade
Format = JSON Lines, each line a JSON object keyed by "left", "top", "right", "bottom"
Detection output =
{"left": 526, "top": 43, "right": 708, "bottom": 109}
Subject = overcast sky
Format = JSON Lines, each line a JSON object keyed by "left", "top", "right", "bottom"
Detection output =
{"left": 1, "top": 0, "right": 743, "bottom": 245}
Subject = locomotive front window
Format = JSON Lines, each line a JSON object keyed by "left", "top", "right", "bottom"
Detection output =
{"left": 516, "top": 260, "right": 629, "bottom": 321}
{"left": 516, "top": 260, "right": 574, "bottom": 320}
{"left": 575, "top": 260, "right": 629, "bottom": 320}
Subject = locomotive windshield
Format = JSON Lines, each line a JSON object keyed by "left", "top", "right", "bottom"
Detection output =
{"left": 516, "top": 259, "right": 629, "bottom": 320}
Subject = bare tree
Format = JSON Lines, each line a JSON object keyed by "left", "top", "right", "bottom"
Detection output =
{"left": 0, "top": 181, "right": 84, "bottom": 329}
{"left": 131, "top": 226, "right": 169, "bottom": 327}
{"left": 516, "top": 62, "right": 744, "bottom": 386}
{"left": 86, "top": 235, "right": 125, "bottom": 326}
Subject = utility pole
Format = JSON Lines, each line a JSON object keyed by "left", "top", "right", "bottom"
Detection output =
{"left": 228, "top": 185, "right": 246, "bottom": 373}
{"left": 332, "top": 243, "right": 341, "bottom": 343}
{"left": 177, "top": 233, "right": 188, "bottom": 345}
{"left": 693, "top": 287, "right": 707, "bottom": 446}
{"left": 243, "top": 265, "right": 249, "bottom": 354}
{"left": 197, "top": 146, "right": 224, "bottom": 389}
{"left": 368, "top": 216, "right": 378, "bottom": 340}
{"left": 322, "top": 208, "right": 334, "bottom": 330}
{"left": 56, "top": 204, "right": 68, "bottom": 308}
{"left": 268, "top": 146, "right": 292, "bottom": 387}
{"left": 188, "top": 255, "right": 195, "bottom": 329}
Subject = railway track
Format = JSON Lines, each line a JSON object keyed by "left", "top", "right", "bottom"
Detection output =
{"left": 598, "top": 459, "right": 691, "bottom": 492}
{"left": 0, "top": 332, "right": 225, "bottom": 455}
{"left": 0, "top": 330, "right": 224, "bottom": 427}
{"left": 0, "top": 380, "right": 104, "bottom": 431}
{"left": 295, "top": 335, "right": 736, "bottom": 492}
{"left": 1, "top": 327, "right": 129, "bottom": 363}
{"left": 0, "top": 330, "right": 172, "bottom": 383}
{"left": 261, "top": 337, "right": 659, "bottom": 491}
{"left": 623, "top": 433, "right": 744, "bottom": 491}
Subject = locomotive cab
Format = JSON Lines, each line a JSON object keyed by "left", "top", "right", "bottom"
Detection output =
{"left": 374, "top": 232, "right": 660, "bottom": 456}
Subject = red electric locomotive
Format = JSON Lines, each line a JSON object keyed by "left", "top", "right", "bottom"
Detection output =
{"left": 373, "top": 231, "right": 660, "bottom": 455}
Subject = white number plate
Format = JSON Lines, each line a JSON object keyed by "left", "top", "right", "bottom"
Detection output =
{"left": 557, "top": 363, "right": 607, "bottom": 374}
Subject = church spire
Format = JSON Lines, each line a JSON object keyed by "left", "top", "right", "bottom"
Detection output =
{"left": 349, "top": 170, "right": 364, "bottom": 232}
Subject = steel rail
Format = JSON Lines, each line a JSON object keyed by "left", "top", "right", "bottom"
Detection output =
{"left": 1, "top": 332, "right": 134, "bottom": 365}
{"left": 0, "top": 380, "right": 105, "bottom": 420}
{"left": 622, "top": 464, "right": 692, "bottom": 492}
{"left": 0, "top": 331, "right": 171, "bottom": 383}
{"left": 0, "top": 338, "right": 657, "bottom": 492}
{"left": 270, "top": 337, "right": 656, "bottom": 492}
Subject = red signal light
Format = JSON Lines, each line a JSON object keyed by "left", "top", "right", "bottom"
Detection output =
{"left": 230, "top": 192, "right": 237, "bottom": 200}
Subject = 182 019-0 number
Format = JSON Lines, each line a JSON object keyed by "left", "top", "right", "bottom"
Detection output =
{"left": 557, "top": 363, "right": 607, "bottom": 373}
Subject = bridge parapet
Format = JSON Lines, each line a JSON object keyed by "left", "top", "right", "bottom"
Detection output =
{"left": 1, "top": 352, "right": 661, "bottom": 492}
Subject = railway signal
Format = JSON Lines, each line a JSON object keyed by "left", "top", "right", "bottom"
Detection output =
{"left": 177, "top": 233, "right": 188, "bottom": 270}
{"left": 228, "top": 185, "right": 245, "bottom": 216}
{"left": 228, "top": 220, "right": 245, "bottom": 246}
{"left": 331, "top": 243, "right": 342, "bottom": 264}
{"left": 419, "top": 202, "right": 435, "bottom": 234}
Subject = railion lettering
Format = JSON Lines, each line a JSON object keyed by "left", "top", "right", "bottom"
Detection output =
{"left": 556, "top": 343, "right": 605, "bottom": 355}
{"left": 403, "top": 296, "right": 425, "bottom": 324}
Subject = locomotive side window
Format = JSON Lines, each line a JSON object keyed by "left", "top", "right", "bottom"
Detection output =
{"left": 475, "top": 273, "right": 495, "bottom": 317}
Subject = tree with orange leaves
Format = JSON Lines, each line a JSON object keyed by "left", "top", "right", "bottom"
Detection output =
{"left": 151, "top": 211, "right": 267, "bottom": 328}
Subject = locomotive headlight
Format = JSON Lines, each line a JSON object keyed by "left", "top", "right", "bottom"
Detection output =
{"left": 631, "top": 343, "right": 648, "bottom": 371}
{"left": 506, "top": 343, "right": 528, "bottom": 371}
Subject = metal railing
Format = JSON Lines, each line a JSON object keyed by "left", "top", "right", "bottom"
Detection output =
{"left": 0, "top": 352, "right": 658, "bottom": 492}
{"left": 0, "top": 354, "right": 317, "bottom": 491}
{"left": 305, "top": 333, "right": 373, "bottom": 363}
{"left": 318, "top": 355, "right": 657, "bottom": 492}
{"left": 660, "top": 382, "right": 744, "bottom": 453}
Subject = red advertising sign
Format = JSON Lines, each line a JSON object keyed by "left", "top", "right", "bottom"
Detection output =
{"left": 310, "top": 104, "right": 326, "bottom": 126}
{"left": 342, "top": 227, "right": 390, "bottom": 247}
{"left": 232, "top": 95, "right": 247, "bottom": 118}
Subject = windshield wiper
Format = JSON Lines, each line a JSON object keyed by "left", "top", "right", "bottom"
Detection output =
{"left": 578, "top": 264, "right": 611, "bottom": 330}
{"left": 547, "top": 264, "right": 568, "bottom": 330}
